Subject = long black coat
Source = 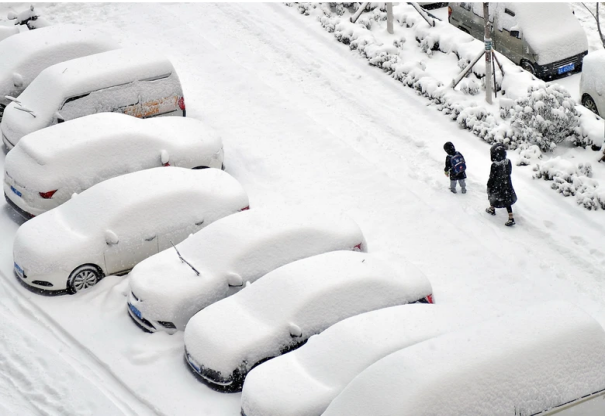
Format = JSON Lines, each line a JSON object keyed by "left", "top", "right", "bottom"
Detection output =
{"left": 487, "top": 158, "right": 517, "bottom": 208}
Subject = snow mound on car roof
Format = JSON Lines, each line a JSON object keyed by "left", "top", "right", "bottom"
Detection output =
{"left": 581, "top": 50, "right": 605, "bottom": 98}
{"left": 0, "top": 24, "right": 118, "bottom": 103}
{"left": 184, "top": 251, "right": 432, "bottom": 377}
{"left": 241, "top": 304, "right": 497, "bottom": 416}
{"left": 508, "top": 3, "right": 588, "bottom": 65}
{"left": 322, "top": 301, "right": 605, "bottom": 416}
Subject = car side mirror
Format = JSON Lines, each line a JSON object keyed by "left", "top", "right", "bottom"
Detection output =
{"left": 161, "top": 149, "right": 170, "bottom": 166}
{"left": 227, "top": 273, "right": 243, "bottom": 287}
{"left": 12, "top": 73, "right": 23, "bottom": 88}
{"left": 510, "top": 30, "right": 521, "bottom": 39}
{"left": 54, "top": 112, "right": 64, "bottom": 124}
{"left": 289, "top": 323, "right": 302, "bottom": 338}
{"left": 105, "top": 230, "right": 119, "bottom": 246}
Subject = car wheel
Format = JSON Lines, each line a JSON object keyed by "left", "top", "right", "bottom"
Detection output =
{"left": 68, "top": 265, "right": 102, "bottom": 294}
{"left": 582, "top": 94, "right": 600, "bottom": 116}
{"left": 520, "top": 60, "right": 536, "bottom": 76}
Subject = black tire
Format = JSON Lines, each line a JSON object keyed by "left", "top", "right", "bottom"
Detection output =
{"left": 68, "top": 264, "right": 102, "bottom": 294}
{"left": 582, "top": 94, "right": 600, "bottom": 116}
{"left": 520, "top": 60, "right": 536, "bottom": 76}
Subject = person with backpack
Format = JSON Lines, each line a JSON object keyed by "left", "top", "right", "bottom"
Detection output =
{"left": 486, "top": 143, "right": 517, "bottom": 226}
{"left": 443, "top": 142, "right": 466, "bottom": 194}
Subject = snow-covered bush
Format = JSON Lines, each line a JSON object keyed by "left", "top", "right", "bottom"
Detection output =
{"left": 459, "top": 77, "right": 481, "bottom": 96}
{"left": 505, "top": 85, "right": 582, "bottom": 152}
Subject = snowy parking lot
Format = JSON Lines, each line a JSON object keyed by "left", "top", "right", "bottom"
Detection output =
{"left": 2, "top": 3, "right": 605, "bottom": 415}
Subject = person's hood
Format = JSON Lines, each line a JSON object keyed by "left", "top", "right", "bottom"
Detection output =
{"left": 490, "top": 143, "right": 506, "bottom": 162}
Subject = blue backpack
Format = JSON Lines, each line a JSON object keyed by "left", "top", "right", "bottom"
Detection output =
{"left": 451, "top": 152, "right": 466, "bottom": 175}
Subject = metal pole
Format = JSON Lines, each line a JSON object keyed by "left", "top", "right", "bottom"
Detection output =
{"left": 387, "top": 3, "right": 394, "bottom": 34}
{"left": 350, "top": 2, "right": 370, "bottom": 23}
{"left": 484, "top": 2, "right": 492, "bottom": 104}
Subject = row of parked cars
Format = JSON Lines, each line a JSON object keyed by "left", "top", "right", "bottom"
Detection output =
{"left": 3, "top": 7, "right": 605, "bottom": 416}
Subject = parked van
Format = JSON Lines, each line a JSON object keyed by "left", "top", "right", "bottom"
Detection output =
{"left": 1, "top": 47, "right": 186, "bottom": 149}
{"left": 448, "top": 3, "right": 588, "bottom": 80}
{"left": 0, "top": 24, "right": 118, "bottom": 120}
{"left": 580, "top": 49, "right": 605, "bottom": 117}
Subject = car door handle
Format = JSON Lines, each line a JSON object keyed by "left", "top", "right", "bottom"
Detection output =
{"left": 195, "top": 220, "right": 204, "bottom": 226}
{"left": 144, "top": 235, "right": 156, "bottom": 241}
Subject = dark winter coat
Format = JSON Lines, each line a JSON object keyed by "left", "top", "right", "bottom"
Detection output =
{"left": 444, "top": 152, "right": 467, "bottom": 181}
{"left": 487, "top": 144, "right": 517, "bottom": 208}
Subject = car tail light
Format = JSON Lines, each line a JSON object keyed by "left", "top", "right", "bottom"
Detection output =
{"left": 178, "top": 96, "right": 185, "bottom": 111}
{"left": 239, "top": 206, "right": 250, "bottom": 211}
{"left": 163, "top": 162, "right": 170, "bottom": 167}
{"left": 353, "top": 243, "right": 363, "bottom": 251}
{"left": 447, "top": 6, "right": 452, "bottom": 20}
{"left": 39, "top": 190, "right": 57, "bottom": 199}
{"left": 425, "top": 294, "right": 434, "bottom": 304}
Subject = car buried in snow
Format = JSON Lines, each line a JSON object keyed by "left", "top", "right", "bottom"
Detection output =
{"left": 580, "top": 49, "right": 605, "bottom": 118}
{"left": 126, "top": 208, "right": 367, "bottom": 334}
{"left": 184, "top": 251, "right": 434, "bottom": 393}
{"left": 241, "top": 303, "right": 492, "bottom": 416}
{"left": 0, "top": 24, "right": 118, "bottom": 122}
{"left": 4, "top": 113, "right": 224, "bottom": 219}
{"left": 12, "top": 167, "right": 249, "bottom": 294}
{"left": 1, "top": 47, "right": 185, "bottom": 150}
{"left": 321, "top": 301, "right": 605, "bottom": 416}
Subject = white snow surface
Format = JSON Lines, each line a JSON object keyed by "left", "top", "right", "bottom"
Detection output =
{"left": 128, "top": 207, "right": 366, "bottom": 331}
{"left": 184, "top": 251, "right": 431, "bottom": 378}
{"left": 322, "top": 301, "right": 605, "bottom": 416}
{"left": 1, "top": 3, "right": 605, "bottom": 415}
{"left": 5, "top": 113, "right": 223, "bottom": 213}
{"left": 241, "top": 303, "right": 496, "bottom": 416}
{"left": 509, "top": 3, "right": 588, "bottom": 65}
{"left": 0, "top": 24, "right": 119, "bottom": 106}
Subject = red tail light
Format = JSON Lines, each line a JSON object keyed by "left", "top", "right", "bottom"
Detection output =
{"left": 239, "top": 206, "right": 250, "bottom": 211}
{"left": 425, "top": 294, "right": 434, "bottom": 304}
{"left": 178, "top": 97, "right": 186, "bottom": 111}
{"left": 39, "top": 190, "right": 57, "bottom": 199}
{"left": 447, "top": 6, "right": 452, "bottom": 20}
{"left": 163, "top": 162, "right": 170, "bottom": 167}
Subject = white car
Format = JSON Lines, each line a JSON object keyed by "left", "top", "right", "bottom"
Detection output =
{"left": 1, "top": 47, "right": 184, "bottom": 149}
{"left": 322, "top": 301, "right": 605, "bottom": 416}
{"left": 12, "top": 167, "right": 249, "bottom": 294}
{"left": 0, "top": 24, "right": 118, "bottom": 120}
{"left": 4, "top": 113, "right": 224, "bottom": 219}
{"left": 127, "top": 208, "right": 367, "bottom": 334}
{"left": 241, "top": 304, "right": 494, "bottom": 416}
{"left": 184, "top": 251, "right": 433, "bottom": 392}
{"left": 580, "top": 49, "right": 605, "bottom": 117}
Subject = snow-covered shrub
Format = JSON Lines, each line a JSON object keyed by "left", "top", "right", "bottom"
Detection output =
{"left": 517, "top": 144, "right": 542, "bottom": 166}
{"left": 459, "top": 77, "right": 481, "bottom": 96}
{"left": 506, "top": 84, "right": 582, "bottom": 152}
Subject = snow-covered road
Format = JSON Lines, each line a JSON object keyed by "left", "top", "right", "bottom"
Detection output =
{"left": 1, "top": 3, "right": 605, "bottom": 415}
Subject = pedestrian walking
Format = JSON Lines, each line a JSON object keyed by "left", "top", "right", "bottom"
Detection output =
{"left": 485, "top": 143, "right": 517, "bottom": 226}
{"left": 443, "top": 141, "right": 467, "bottom": 194}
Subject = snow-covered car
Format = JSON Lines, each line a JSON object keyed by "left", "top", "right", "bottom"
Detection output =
{"left": 127, "top": 208, "right": 367, "bottom": 334}
{"left": 184, "top": 251, "right": 433, "bottom": 392}
{"left": 580, "top": 49, "right": 605, "bottom": 117}
{"left": 0, "top": 24, "right": 118, "bottom": 121}
{"left": 4, "top": 113, "right": 224, "bottom": 219}
{"left": 1, "top": 47, "right": 185, "bottom": 149}
{"left": 241, "top": 304, "right": 494, "bottom": 416}
{"left": 448, "top": 3, "right": 588, "bottom": 79}
{"left": 12, "top": 167, "right": 249, "bottom": 294}
{"left": 322, "top": 301, "right": 605, "bottom": 416}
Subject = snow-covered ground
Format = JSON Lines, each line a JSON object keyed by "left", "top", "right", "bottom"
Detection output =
{"left": 1, "top": 2, "right": 605, "bottom": 415}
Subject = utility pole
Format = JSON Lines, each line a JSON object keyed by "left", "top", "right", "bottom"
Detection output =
{"left": 387, "top": 3, "right": 394, "bottom": 34}
{"left": 484, "top": 2, "right": 492, "bottom": 104}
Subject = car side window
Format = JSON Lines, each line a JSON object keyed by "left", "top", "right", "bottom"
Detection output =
{"left": 459, "top": 3, "right": 471, "bottom": 12}
{"left": 500, "top": 8, "right": 516, "bottom": 32}
{"left": 60, "top": 82, "right": 139, "bottom": 122}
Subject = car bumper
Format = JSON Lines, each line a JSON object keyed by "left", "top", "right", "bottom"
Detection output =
{"left": 184, "top": 349, "right": 242, "bottom": 392}
{"left": 126, "top": 292, "right": 178, "bottom": 334}
{"left": 13, "top": 261, "right": 68, "bottom": 292}
{"left": 535, "top": 51, "right": 588, "bottom": 79}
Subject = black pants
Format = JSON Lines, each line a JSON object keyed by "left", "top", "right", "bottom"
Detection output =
{"left": 506, "top": 206, "right": 513, "bottom": 214}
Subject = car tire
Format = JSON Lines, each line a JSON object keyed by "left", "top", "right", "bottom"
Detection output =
{"left": 582, "top": 94, "right": 600, "bottom": 116}
{"left": 520, "top": 60, "right": 536, "bottom": 76}
{"left": 68, "top": 264, "right": 102, "bottom": 294}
